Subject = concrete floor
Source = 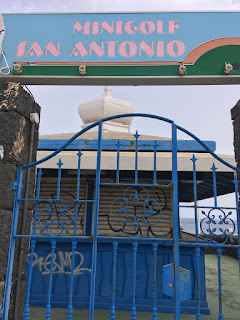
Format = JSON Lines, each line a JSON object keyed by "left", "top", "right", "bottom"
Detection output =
{"left": 29, "top": 254, "right": 240, "bottom": 320}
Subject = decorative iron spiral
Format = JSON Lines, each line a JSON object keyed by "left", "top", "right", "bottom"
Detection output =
{"left": 108, "top": 186, "right": 164, "bottom": 238}
{"left": 200, "top": 208, "right": 236, "bottom": 244}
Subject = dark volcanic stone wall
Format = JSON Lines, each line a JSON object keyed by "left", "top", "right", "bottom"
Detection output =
{"left": 0, "top": 83, "right": 40, "bottom": 319}
{"left": 231, "top": 101, "right": 240, "bottom": 261}
{"left": 232, "top": 100, "right": 240, "bottom": 175}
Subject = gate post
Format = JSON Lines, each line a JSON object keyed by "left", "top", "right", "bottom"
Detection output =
{"left": 172, "top": 123, "right": 180, "bottom": 320}
{"left": 231, "top": 101, "right": 240, "bottom": 271}
{"left": 0, "top": 83, "right": 40, "bottom": 319}
{"left": 231, "top": 100, "right": 240, "bottom": 183}
{"left": 89, "top": 121, "right": 102, "bottom": 320}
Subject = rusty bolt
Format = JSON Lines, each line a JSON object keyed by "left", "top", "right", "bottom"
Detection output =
{"left": 13, "top": 63, "right": 23, "bottom": 75}
{"left": 224, "top": 62, "right": 233, "bottom": 74}
{"left": 178, "top": 64, "right": 187, "bottom": 75}
{"left": 79, "top": 65, "right": 86, "bottom": 75}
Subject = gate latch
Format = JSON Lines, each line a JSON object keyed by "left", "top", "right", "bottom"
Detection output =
{"left": 163, "top": 263, "right": 192, "bottom": 302}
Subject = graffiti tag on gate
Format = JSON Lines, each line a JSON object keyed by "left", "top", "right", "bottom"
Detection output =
{"left": 27, "top": 251, "right": 92, "bottom": 276}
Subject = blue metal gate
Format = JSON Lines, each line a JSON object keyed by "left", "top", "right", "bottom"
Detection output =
{"left": 1, "top": 113, "right": 240, "bottom": 320}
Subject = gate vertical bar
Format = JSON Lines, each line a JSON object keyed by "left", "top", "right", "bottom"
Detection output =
{"left": 89, "top": 121, "right": 102, "bottom": 320}
{"left": 134, "top": 131, "right": 139, "bottom": 184}
{"left": 211, "top": 163, "right": 218, "bottom": 208}
{"left": 23, "top": 239, "right": 36, "bottom": 320}
{"left": 116, "top": 140, "right": 120, "bottom": 184}
{"left": 191, "top": 155, "right": 199, "bottom": 242}
{"left": 216, "top": 248, "right": 223, "bottom": 320}
{"left": 172, "top": 123, "right": 180, "bottom": 320}
{"left": 67, "top": 240, "right": 77, "bottom": 320}
{"left": 74, "top": 150, "right": 82, "bottom": 236}
{"left": 152, "top": 243, "right": 158, "bottom": 320}
{"left": 131, "top": 241, "right": 138, "bottom": 320}
{"left": 110, "top": 241, "right": 118, "bottom": 320}
{"left": 191, "top": 154, "right": 201, "bottom": 320}
{"left": 233, "top": 175, "right": 240, "bottom": 277}
{"left": 153, "top": 140, "right": 157, "bottom": 185}
{"left": 195, "top": 247, "right": 201, "bottom": 320}
{"left": 56, "top": 158, "right": 63, "bottom": 200}
{"left": 45, "top": 240, "right": 56, "bottom": 320}
{"left": 32, "top": 169, "right": 42, "bottom": 235}
{"left": 2, "top": 168, "right": 23, "bottom": 320}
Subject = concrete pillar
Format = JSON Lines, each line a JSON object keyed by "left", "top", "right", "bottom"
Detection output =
{"left": 0, "top": 82, "right": 40, "bottom": 319}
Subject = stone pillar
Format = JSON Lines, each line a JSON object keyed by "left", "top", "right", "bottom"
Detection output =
{"left": 0, "top": 83, "right": 40, "bottom": 319}
{"left": 231, "top": 100, "right": 240, "bottom": 174}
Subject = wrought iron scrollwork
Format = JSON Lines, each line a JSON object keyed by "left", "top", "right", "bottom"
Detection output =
{"left": 38, "top": 200, "right": 74, "bottom": 236}
{"left": 200, "top": 208, "right": 236, "bottom": 243}
{"left": 108, "top": 186, "right": 163, "bottom": 238}
{"left": 38, "top": 192, "right": 84, "bottom": 236}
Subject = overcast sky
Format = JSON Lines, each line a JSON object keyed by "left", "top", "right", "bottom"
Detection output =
{"left": 1, "top": 0, "right": 240, "bottom": 155}
{"left": 1, "top": 0, "right": 240, "bottom": 12}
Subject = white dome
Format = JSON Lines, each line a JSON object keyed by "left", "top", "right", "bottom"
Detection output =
{"left": 78, "top": 87, "right": 134, "bottom": 132}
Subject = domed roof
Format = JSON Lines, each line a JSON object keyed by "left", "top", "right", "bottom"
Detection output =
{"left": 78, "top": 87, "right": 134, "bottom": 131}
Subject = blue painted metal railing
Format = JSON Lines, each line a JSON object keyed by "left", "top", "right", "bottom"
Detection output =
{"left": 38, "top": 138, "right": 217, "bottom": 153}
{"left": 1, "top": 113, "right": 240, "bottom": 320}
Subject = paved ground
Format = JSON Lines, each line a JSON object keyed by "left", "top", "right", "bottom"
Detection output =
{"left": 29, "top": 254, "right": 240, "bottom": 319}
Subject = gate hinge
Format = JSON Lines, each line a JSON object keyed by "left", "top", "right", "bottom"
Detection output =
{"left": 12, "top": 182, "right": 18, "bottom": 190}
